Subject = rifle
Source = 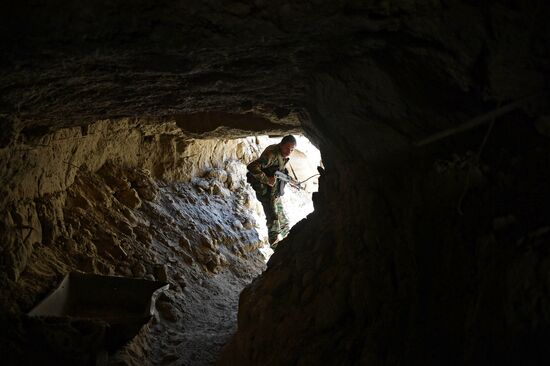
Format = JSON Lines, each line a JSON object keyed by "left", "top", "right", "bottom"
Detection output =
{"left": 274, "top": 171, "right": 303, "bottom": 190}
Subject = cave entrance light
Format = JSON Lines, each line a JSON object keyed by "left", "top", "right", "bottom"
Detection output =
{"left": 252, "top": 135, "right": 321, "bottom": 261}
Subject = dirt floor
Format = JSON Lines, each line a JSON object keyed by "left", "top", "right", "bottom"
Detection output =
{"left": 108, "top": 177, "right": 267, "bottom": 366}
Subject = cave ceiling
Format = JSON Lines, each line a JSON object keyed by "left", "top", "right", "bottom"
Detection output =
{"left": 0, "top": 1, "right": 548, "bottom": 144}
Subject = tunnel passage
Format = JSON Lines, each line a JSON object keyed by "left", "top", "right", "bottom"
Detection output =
{"left": 2, "top": 1, "right": 550, "bottom": 366}
{"left": 0, "top": 115, "right": 320, "bottom": 365}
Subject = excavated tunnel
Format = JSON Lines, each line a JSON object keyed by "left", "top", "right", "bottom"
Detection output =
{"left": 0, "top": 119, "right": 320, "bottom": 365}
{"left": 2, "top": 1, "right": 550, "bottom": 366}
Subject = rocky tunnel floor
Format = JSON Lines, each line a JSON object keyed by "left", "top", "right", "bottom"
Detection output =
{"left": 106, "top": 166, "right": 266, "bottom": 366}
{"left": 2, "top": 159, "right": 268, "bottom": 365}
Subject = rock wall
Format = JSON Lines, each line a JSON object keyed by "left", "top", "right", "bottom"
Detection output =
{"left": 0, "top": 118, "right": 283, "bottom": 364}
{"left": 219, "top": 2, "right": 550, "bottom": 364}
{"left": 222, "top": 115, "right": 550, "bottom": 366}
{"left": 0, "top": 118, "right": 268, "bottom": 283}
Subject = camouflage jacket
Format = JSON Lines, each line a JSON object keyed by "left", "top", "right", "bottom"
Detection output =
{"left": 247, "top": 144, "right": 289, "bottom": 196}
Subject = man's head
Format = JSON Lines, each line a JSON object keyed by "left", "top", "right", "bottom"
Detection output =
{"left": 279, "top": 135, "right": 296, "bottom": 158}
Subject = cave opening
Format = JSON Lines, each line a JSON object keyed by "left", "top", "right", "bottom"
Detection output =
{"left": 2, "top": 1, "right": 550, "bottom": 365}
{"left": 251, "top": 135, "right": 321, "bottom": 260}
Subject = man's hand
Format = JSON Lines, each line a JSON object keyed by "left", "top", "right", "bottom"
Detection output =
{"left": 267, "top": 176, "right": 276, "bottom": 187}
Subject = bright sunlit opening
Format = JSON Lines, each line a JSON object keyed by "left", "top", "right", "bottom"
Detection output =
{"left": 251, "top": 135, "right": 321, "bottom": 261}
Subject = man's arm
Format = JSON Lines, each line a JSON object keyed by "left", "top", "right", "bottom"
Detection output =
{"left": 247, "top": 150, "right": 276, "bottom": 186}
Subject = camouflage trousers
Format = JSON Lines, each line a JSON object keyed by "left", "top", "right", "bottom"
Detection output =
{"left": 257, "top": 194, "right": 289, "bottom": 247}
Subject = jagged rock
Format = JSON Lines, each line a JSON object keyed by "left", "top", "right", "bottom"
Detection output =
{"left": 191, "top": 177, "right": 210, "bottom": 190}
{"left": 231, "top": 243, "right": 244, "bottom": 256}
{"left": 64, "top": 237, "right": 78, "bottom": 254}
{"left": 78, "top": 255, "right": 97, "bottom": 273}
{"left": 135, "top": 226, "right": 153, "bottom": 247}
{"left": 199, "top": 235, "right": 215, "bottom": 250}
{"left": 136, "top": 186, "right": 158, "bottom": 201}
{"left": 219, "top": 253, "right": 229, "bottom": 267}
{"left": 113, "top": 168, "right": 158, "bottom": 201}
{"left": 225, "top": 160, "right": 246, "bottom": 190}
{"left": 119, "top": 265, "right": 133, "bottom": 277}
{"left": 242, "top": 218, "right": 254, "bottom": 229}
{"left": 83, "top": 239, "right": 98, "bottom": 256}
{"left": 120, "top": 206, "right": 138, "bottom": 225}
{"left": 243, "top": 192, "right": 255, "bottom": 209}
{"left": 109, "top": 243, "right": 128, "bottom": 260}
{"left": 154, "top": 264, "right": 169, "bottom": 282}
{"left": 233, "top": 219, "right": 244, "bottom": 230}
{"left": 96, "top": 260, "right": 115, "bottom": 275}
{"left": 181, "top": 252, "right": 194, "bottom": 265}
{"left": 156, "top": 301, "right": 178, "bottom": 322}
{"left": 117, "top": 220, "right": 135, "bottom": 237}
{"left": 66, "top": 190, "right": 92, "bottom": 210}
{"left": 93, "top": 232, "right": 124, "bottom": 258}
{"left": 179, "top": 236, "right": 192, "bottom": 252}
{"left": 36, "top": 197, "right": 65, "bottom": 246}
{"left": 175, "top": 275, "right": 187, "bottom": 289}
{"left": 205, "top": 168, "right": 228, "bottom": 183}
{"left": 132, "top": 262, "right": 147, "bottom": 277}
{"left": 205, "top": 256, "right": 221, "bottom": 273}
{"left": 98, "top": 163, "right": 131, "bottom": 191}
{"left": 253, "top": 0, "right": 267, "bottom": 8}
{"left": 202, "top": 251, "right": 230, "bottom": 273}
{"left": 115, "top": 189, "right": 142, "bottom": 209}
{"left": 3, "top": 204, "right": 43, "bottom": 281}
{"left": 0, "top": 113, "right": 270, "bottom": 365}
{"left": 4, "top": 232, "right": 29, "bottom": 281}
{"left": 129, "top": 168, "right": 156, "bottom": 185}
{"left": 212, "top": 181, "right": 231, "bottom": 197}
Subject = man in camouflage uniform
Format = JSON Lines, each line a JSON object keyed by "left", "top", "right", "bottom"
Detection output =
{"left": 246, "top": 135, "right": 296, "bottom": 249}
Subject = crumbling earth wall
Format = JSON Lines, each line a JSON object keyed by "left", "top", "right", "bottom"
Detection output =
{"left": 0, "top": 119, "right": 275, "bottom": 365}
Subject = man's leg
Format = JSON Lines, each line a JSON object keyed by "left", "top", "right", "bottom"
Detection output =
{"left": 258, "top": 195, "right": 279, "bottom": 245}
{"left": 273, "top": 197, "right": 289, "bottom": 241}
